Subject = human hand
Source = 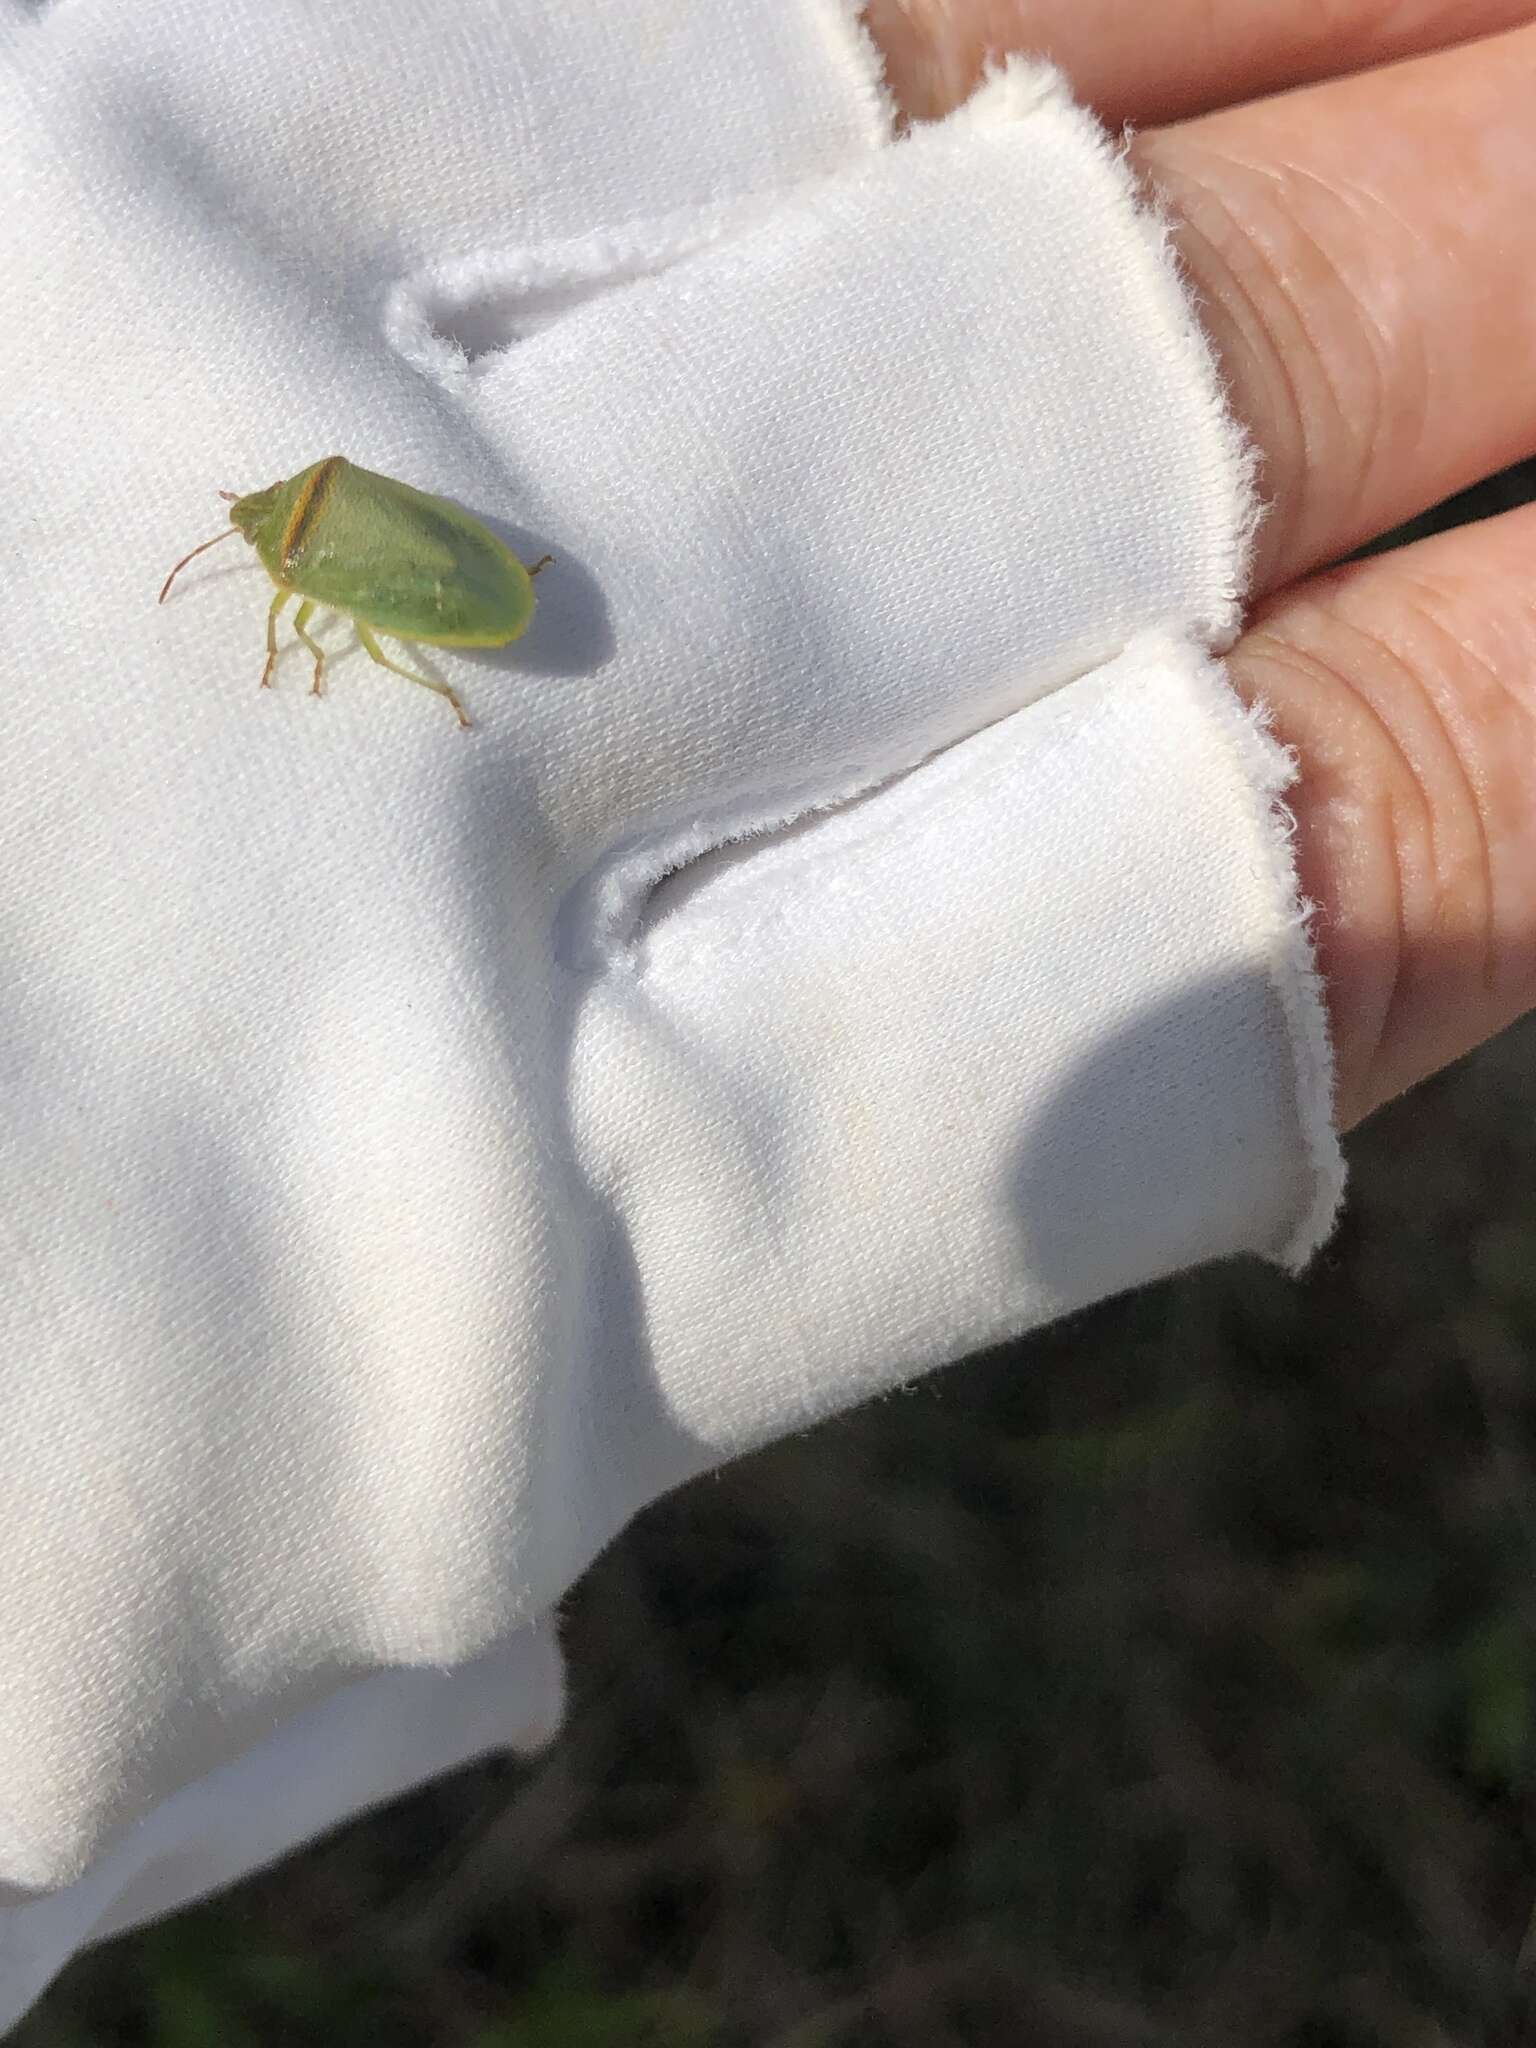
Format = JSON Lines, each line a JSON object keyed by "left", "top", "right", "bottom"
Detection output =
{"left": 10, "top": 0, "right": 1332, "bottom": 1937}
{"left": 0, "top": 1, "right": 1427, "bottom": 1995}
{"left": 866, "top": 0, "right": 1536, "bottom": 1128}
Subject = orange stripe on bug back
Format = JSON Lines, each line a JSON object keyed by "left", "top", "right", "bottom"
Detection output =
{"left": 279, "top": 456, "right": 344, "bottom": 573}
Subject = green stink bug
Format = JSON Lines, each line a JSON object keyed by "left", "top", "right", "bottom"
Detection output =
{"left": 158, "top": 455, "right": 552, "bottom": 730}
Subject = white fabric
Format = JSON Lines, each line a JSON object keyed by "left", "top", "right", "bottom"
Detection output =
{"left": 0, "top": 0, "right": 1343, "bottom": 2026}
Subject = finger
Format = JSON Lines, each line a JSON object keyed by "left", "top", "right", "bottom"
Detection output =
{"left": 1226, "top": 499, "right": 1536, "bottom": 1130}
{"left": 864, "top": 0, "right": 1536, "bottom": 127}
{"left": 1132, "top": 24, "right": 1536, "bottom": 594}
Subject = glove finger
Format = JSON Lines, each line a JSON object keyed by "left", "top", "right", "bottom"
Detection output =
{"left": 7, "top": 0, "right": 887, "bottom": 301}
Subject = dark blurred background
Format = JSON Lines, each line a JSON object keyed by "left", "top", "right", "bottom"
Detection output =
{"left": 18, "top": 461, "right": 1536, "bottom": 2048}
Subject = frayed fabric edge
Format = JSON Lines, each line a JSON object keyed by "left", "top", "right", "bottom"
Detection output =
{"left": 947, "top": 57, "right": 1265, "bottom": 649}
{"left": 942, "top": 64, "right": 1337, "bottom": 1261}
{"left": 382, "top": 191, "right": 793, "bottom": 378}
{"left": 815, "top": 0, "right": 902, "bottom": 143}
{"left": 1151, "top": 632, "right": 1347, "bottom": 1270}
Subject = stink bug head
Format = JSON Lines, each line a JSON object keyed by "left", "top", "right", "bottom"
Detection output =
{"left": 227, "top": 480, "right": 285, "bottom": 551}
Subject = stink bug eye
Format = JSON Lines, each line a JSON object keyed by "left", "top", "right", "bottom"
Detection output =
{"left": 159, "top": 456, "right": 551, "bottom": 730}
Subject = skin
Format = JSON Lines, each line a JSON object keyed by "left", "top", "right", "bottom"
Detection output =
{"left": 863, "top": 1, "right": 1536, "bottom": 1131}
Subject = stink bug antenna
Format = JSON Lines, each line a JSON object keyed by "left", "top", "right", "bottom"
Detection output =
{"left": 158, "top": 525, "right": 240, "bottom": 604}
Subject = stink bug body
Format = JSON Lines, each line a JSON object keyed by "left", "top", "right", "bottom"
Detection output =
{"left": 159, "top": 455, "right": 551, "bottom": 729}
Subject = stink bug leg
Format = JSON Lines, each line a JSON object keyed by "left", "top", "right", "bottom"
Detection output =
{"left": 291, "top": 600, "right": 326, "bottom": 696}
{"left": 260, "top": 589, "right": 291, "bottom": 690}
{"left": 355, "top": 623, "right": 471, "bottom": 731}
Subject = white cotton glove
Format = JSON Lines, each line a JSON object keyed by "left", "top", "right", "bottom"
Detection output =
{"left": 0, "top": 0, "right": 1343, "bottom": 2023}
